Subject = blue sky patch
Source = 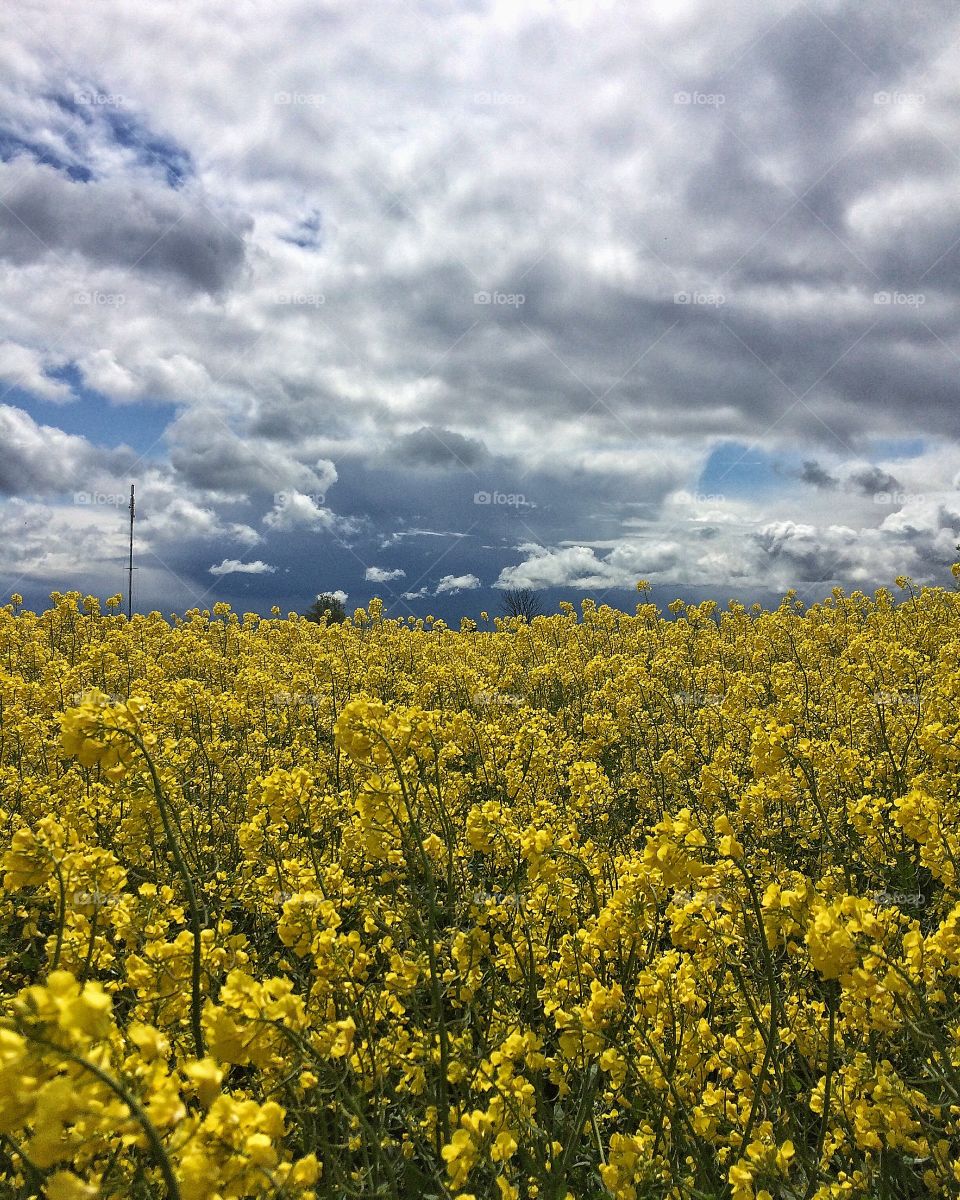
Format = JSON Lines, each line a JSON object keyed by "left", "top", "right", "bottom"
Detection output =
{"left": 0, "top": 128, "right": 93, "bottom": 181}
{"left": 281, "top": 209, "right": 324, "bottom": 250}
{"left": 697, "top": 442, "right": 789, "bottom": 498}
{"left": 867, "top": 437, "right": 926, "bottom": 461}
{"left": 102, "top": 109, "right": 192, "bottom": 188}
{"left": 14, "top": 368, "right": 174, "bottom": 457}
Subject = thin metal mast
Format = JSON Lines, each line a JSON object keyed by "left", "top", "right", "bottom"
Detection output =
{"left": 127, "top": 484, "right": 135, "bottom": 620}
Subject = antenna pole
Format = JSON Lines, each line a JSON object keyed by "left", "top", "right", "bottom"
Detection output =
{"left": 127, "top": 484, "right": 135, "bottom": 620}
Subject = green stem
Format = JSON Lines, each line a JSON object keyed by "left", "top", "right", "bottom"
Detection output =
{"left": 22, "top": 1030, "right": 182, "bottom": 1200}
{"left": 128, "top": 732, "right": 206, "bottom": 1058}
{"left": 802, "top": 985, "right": 836, "bottom": 1200}
{"left": 48, "top": 853, "right": 67, "bottom": 973}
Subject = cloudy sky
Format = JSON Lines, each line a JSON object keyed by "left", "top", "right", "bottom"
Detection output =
{"left": 1, "top": 0, "right": 959, "bottom": 620}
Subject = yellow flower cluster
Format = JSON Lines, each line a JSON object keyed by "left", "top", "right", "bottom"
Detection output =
{"left": 0, "top": 581, "right": 959, "bottom": 1197}
{"left": 57, "top": 689, "right": 153, "bottom": 781}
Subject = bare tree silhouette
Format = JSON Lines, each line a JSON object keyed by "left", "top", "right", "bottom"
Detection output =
{"left": 499, "top": 588, "right": 544, "bottom": 621}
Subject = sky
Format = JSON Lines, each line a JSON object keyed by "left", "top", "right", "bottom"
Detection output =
{"left": 1, "top": 0, "right": 959, "bottom": 621}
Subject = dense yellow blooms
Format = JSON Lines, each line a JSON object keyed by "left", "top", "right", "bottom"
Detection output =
{"left": 57, "top": 689, "right": 154, "bottom": 780}
{"left": 0, "top": 580, "right": 959, "bottom": 1197}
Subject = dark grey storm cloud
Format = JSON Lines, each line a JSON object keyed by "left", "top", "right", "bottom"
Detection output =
{"left": 0, "top": 161, "right": 248, "bottom": 292}
{"left": 393, "top": 426, "right": 491, "bottom": 470}
{"left": 753, "top": 524, "right": 858, "bottom": 583}
{"left": 849, "top": 466, "right": 900, "bottom": 496}
{"left": 800, "top": 461, "right": 839, "bottom": 490}
{"left": 166, "top": 410, "right": 336, "bottom": 497}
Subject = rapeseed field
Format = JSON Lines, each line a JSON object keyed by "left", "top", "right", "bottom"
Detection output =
{"left": 2, "top": 578, "right": 959, "bottom": 1200}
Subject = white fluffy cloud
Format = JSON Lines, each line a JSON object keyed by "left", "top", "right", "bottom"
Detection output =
{"left": 434, "top": 574, "right": 480, "bottom": 595}
{"left": 401, "top": 573, "right": 481, "bottom": 599}
{"left": 365, "top": 566, "right": 406, "bottom": 583}
{"left": 209, "top": 558, "right": 275, "bottom": 576}
{"left": 138, "top": 477, "right": 261, "bottom": 548}
{"left": 0, "top": 343, "right": 72, "bottom": 402}
{"left": 2, "top": 1, "right": 960, "bottom": 610}
{"left": 495, "top": 545, "right": 630, "bottom": 591}
{"left": 263, "top": 491, "right": 336, "bottom": 532}
{"left": 0, "top": 404, "right": 127, "bottom": 495}
{"left": 0, "top": 498, "right": 126, "bottom": 584}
